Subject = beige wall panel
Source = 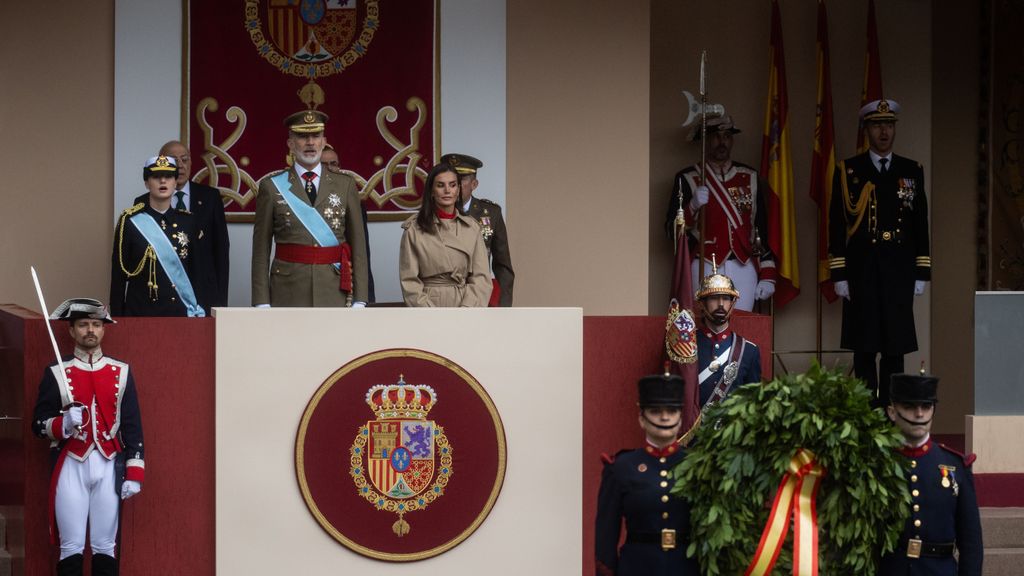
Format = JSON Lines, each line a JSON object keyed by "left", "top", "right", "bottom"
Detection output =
{"left": 0, "top": 2, "right": 114, "bottom": 310}
{"left": 215, "top": 308, "right": 583, "bottom": 574}
{"left": 507, "top": 0, "right": 651, "bottom": 314}
{"left": 966, "top": 416, "right": 1024, "bottom": 473}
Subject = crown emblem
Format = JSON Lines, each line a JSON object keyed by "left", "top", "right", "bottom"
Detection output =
{"left": 155, "top": 155, "right": 172, "bottom": 168}
{"left": 365, "top": 375, "right": 437, "bottom": 420}
{"left": 878, "top": 99, "right": 890, "bottom": 113}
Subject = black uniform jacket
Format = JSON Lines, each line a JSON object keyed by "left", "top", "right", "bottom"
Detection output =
{"left": 697, "top": 328, "right": 762, "bottom": 408}
{"left": 595, "top": 442, "right": 700, "bottom": 576}
{"left": 878, "top": 439, "right": 982, "bottom": 576}
{"left": 136, "top": 181, "right": 230, "bottom": 309}
{"left": 465, "top": 196, "right": 514, "bottom": 306}
{"left": 829, "top": 152, "right": 930, "bottom": 355}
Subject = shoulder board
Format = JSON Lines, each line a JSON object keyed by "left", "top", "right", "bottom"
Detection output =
{"left": 267, "top": 168, "right": 288, "bottom": 178}
{"left": 476, "top": 197, "right": 498, "bottom": 207}
{"left": 740, "top": 337, "right": 759, "bottom": 349}
{"left": 601, "top": 448, "right": 632, "bottom": 465}
{"left": 123, "top": 202, "right": 146, "bottom": 216}
{"left": 938, "top": 443, "right": 976, "bottom": 467}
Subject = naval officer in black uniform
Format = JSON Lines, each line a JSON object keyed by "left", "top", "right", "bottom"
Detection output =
{"left": 694, "top": 261, "right": 762, "bottom": 411}
{"left": 594, "top": 372, "right": 699, "bottom": 576}
{"left": 829, "top": 99, "right": 931, "bottom": 405}
{"left": 442, "top": 153, "right": 514, "bottom": 306}
{"left": 879, "top": 372, "right": 983, "bottom": 576}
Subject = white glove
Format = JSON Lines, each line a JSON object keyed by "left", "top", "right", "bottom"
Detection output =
{"left": 754, "top": 280, "right": 776, "bottom": 300}
{"left": 255, "top": 303, "right": 271, "bottom": 308}
{"left": 351, "top": 301, "right": 366, "bottom": 308}
{"left": 121, "top": 480, "right": 141, "bottom": 500}
{"left": 62, "top": 406, "right": 84, "bottom": 438}
{"left": 689, "top": 185, "right": 710, "bottom": 210}
{"left": 834, "top": 280, "right": 850, "bottom": 300}
{"left": 914, "top": 280, "right": 927, "bottom": 296}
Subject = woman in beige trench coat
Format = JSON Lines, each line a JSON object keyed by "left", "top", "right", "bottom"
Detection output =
{"left": 399, "top": 163, "right": 493, "bottom": 307}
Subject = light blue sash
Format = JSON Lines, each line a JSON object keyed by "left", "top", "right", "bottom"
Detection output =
{"left": 271, "top": 171, "right": 338, "bottom": 248}
{"left": 129, "top": 212, "right": 206, "bottom": 317}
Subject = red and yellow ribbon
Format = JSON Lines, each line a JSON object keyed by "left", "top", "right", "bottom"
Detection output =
{"left": 744, "top": 448, "right": 826, "bottom": 576}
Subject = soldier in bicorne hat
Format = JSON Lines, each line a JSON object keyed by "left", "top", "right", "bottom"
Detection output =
{"left": 879, "top": 371, "right": 983, "bottom": 575}
{"left": 694, "top": 260, "right": 761, "bottom": 412}
{"left": 32, "top": 298, "right": 145, "bottom": 576}
{"left": 251, "top": 86, "right": 369, "bottom": 307}
{"left": 594, "top": 371, "right": 700, "bottom": 576}
{"left": 828, "top": 99, "right": 932, "bottom": 406}
{"left": 442, "top": 153, "right": 515, "bottom": 307}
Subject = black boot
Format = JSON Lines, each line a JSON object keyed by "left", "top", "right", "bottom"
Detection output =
{"left": 92, "top": 553, "right": 119, "bottom": 576}
{"left": 56, "top": 553, "right": 84, "bottom": 576}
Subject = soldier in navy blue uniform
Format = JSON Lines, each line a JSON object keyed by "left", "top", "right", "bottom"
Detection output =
{"left": 829, "top": 99, "right": 931, "bottom": 405}
{"left": 594, "top": 372, "right": 700, "bottom": 576}
{"left": 879, "top": 372, "right": 983, "bottom": 575}
{"left": 695, "top": 261, "right": 761, "bottom": 410}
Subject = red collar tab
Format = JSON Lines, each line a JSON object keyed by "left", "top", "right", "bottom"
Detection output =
{"left": 703, "top": 329, "right": 733, "bottom": 343}
{"left": 644, "top": 440, "right": 682, "bottom": 458}
{"left": 899, "top": 439, "right": 933, "bottom": 458}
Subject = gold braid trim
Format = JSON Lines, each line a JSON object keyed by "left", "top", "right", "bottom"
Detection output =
{"left": 117, "top": 205, "right": 157, "bottom": 291}
{"left": 838, "top": 160, "right": 874, "bottom": 240}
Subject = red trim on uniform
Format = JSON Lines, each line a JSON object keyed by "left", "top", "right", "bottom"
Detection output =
{"left": 274, "top": 242, "right": 353, "bottom": 292}
{"left": 898, "top": 439, "right": 932, "bottom": 458}
{"left": 600, "top": 452, "right": 615, "bottom": 465}
{"left": 939, "top": 443, "right": 976, "bottom": 467}
{"left": 49, "top": 416, "right": 63, "bottom": 440}
{"left": 488, "top": 279, "right": 501, "bottom": 307}
{"left": 126, "top": 465, "right": 145, "bottom": 483}
{"left": 643, "top": 439, "right": 681, "bottom": 458}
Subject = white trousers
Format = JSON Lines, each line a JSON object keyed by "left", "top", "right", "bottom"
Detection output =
{"left": 55, "top": 450, "right": 118, "bottom": 559}
{"left": 691, "top": 257, "right": 758, "bottom": 312}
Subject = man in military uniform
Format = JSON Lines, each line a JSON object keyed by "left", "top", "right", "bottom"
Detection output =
{"left": 134, "top": 140, "right": 230, "bottom": 311}
{"left": 828, "top": 99, "right": 931, "bottom": 406}
{"left": 32, "top": 298, "right": 145, "bottom": 576}
{"left": 665, "top": 115, "right": 777, "bottom": 311}
{"left": 694, "top": 261, "right": 761, "bottom": 411}
{"left": 251, "top": 102, "right": 369, "bottom": 307}
{"left": 111, "top": 156, "right": 206, "bottom": 317}
{"left": 879, "top": 372, "right": 983, "bottom": 575}
{"left": 442, "top": 153, "right": 514, "bottom": 306}
{"left": 594, "top": 372, "right": 699, "bottom": 576}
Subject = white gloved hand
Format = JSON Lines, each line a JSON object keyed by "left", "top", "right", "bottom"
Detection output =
{"left": 834, "top": 280, "right": 850, "bottom": 300}
{"left": 62, "top": 406, "right": 84, "bottom": 438}
{"left": 351, "top": 301, "right": 366, "bottom": 308}
{"left": 914, "top": 280, "right": 927, "bottom": 296}
{"left": 255, "top": 303, "right": 271, "bottom": 308}
{"left": 689, "top": 185, "right": 710, "bottom": 210}
{"left": 121, "top": 480, "right": 141, "bottom": 500}
{"left": 754, "top": 280, "right": 776, "bottom": 300}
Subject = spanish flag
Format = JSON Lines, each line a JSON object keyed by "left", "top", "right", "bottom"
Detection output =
{"left": 810, "top": 0, "right": 838, "bottom": 302}
{"left": 856, "top": 0, "right": 884, "bottom": 154}
{"left": 760, "top": 0, "right": 799, "bottom": 308}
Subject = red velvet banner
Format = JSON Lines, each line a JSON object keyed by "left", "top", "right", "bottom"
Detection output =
{"left": 187, "top": 0, "right": 438, "bottom": 220}
{"left": 296, "top": 348, "right": 506, "bottom": 561}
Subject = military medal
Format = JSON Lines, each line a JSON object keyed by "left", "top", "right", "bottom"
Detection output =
{"left": 328, "top": 193, "right": 341, "bottom": 208}
{"left": 638, "top": 463, "right": 648, "bottom": 473}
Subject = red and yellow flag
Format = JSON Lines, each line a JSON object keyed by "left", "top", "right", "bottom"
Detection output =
{"left": 668, "top": 197, "right": 699, "bottom": 443}
{"left": 810, "top": 0, "right": 838, "bottom": 302}
{"left": 760, "top": 0, "right": 799, "bottom": 309}
{"left": 856, "top": 0, "right": 884, "bottom": 153}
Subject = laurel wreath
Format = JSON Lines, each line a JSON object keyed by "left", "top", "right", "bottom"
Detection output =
{"left": 350, "top": 425, "right": 453, "bottom": 515}
{"left": 671, "top": 365, "right": 910, "bottom": 575}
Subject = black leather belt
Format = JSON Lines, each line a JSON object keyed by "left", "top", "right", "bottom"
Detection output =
{"left": 626, "top": 529, "right": 681, "bottom": 551}
{"left": 906, "top": 539, "right": 954, "bottom": 558}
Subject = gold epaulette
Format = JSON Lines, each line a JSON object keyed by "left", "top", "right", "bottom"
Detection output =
{"left": 123, "top": 202, "right": 146, "bottom": 216}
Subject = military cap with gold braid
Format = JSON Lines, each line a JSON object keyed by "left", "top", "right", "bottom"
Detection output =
{"left": 285, "top": 80, "right": 329, "bottom": 133}
{"left": 695, "top": 256, "right": 740, "bottom": 300}
{"left": 859, "top": 98, "right": 901, "bottom": 123}
{"left": 442, "top": 153, "right": 483, "bottom": 175}
{"left": 143, "top": 155, "right": 178, "bottom": 180}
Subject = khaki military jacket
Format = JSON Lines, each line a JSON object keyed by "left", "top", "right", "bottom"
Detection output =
{"left": 399, "top": 213, "right": 492, "bottom": 307}
{"left": 251, "top": 167, "right": 368, "bottom": 306}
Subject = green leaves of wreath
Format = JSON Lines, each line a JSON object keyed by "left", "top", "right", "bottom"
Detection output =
{"left": 671, "top": 365, "right": 910, "bottom": 575}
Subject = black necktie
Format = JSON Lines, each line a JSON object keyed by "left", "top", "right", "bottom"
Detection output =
{"left": 302, "top": 171, "right": 317, "bottom": 204}
{"left": 175, "top": 191, "right": 186, "bottom": 211}
{"left": 879, "top": 158, "right": 889, "bottom": 174}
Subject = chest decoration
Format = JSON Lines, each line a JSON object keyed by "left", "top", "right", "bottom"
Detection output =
{"left": 323, "top": 206, "right": 346, "bottom": 230}
{"left": 938, "top": 464, "right": 959, "bottom": 496}
{"left": 479, "top": 216, "right": 494, "bottom": 242}
{"left": 172, "top": 231, "right": 190, "bottom": 259}
{"left": 328, "top": 193, "right": 342, "bottom": 208}
{"left": 727, "top": 186, "right": 753, "bottom": 212}
{"left": 897, "top": 178, "right": 916, "bottom": 207}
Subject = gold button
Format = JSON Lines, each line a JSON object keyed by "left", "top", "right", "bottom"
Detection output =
{"left": 911, "top": 460, "right": 917, "bottom": 468}
{"left": 914, "top": 520, "right": 921, "bottom": 527}
{"left": 660, "top": 470, "right": 668, "bottom": 477}
{"left": 661, "top": 495, "right": 669, "bottom": 503}
{"left": 912, "top": 489, "right": 920, "bottom": 497}
{"left": 662, "top": 512, "right": 669, "bottom": 519}
{"left": 659, "top": 457, "right": 666, "bottom": 464}
{"left": 910, "top": 475, "right": 918, "bottom": 483}
{"left": 913, "top": 505, "right": 920, "bottom": 512}
{"left": 660, "top": 481, "right": 668, "bottom": 488}
{"left": 882, "top": 231, "right": 892, "bottom": 240}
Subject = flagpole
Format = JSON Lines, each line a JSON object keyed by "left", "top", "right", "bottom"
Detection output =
{"left": 698, "top": 50, "right": 708, "bottom": 284}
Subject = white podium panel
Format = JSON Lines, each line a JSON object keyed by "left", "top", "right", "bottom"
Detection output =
{"left": 215, "top": 307, "right": 583, "bottom": 574}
